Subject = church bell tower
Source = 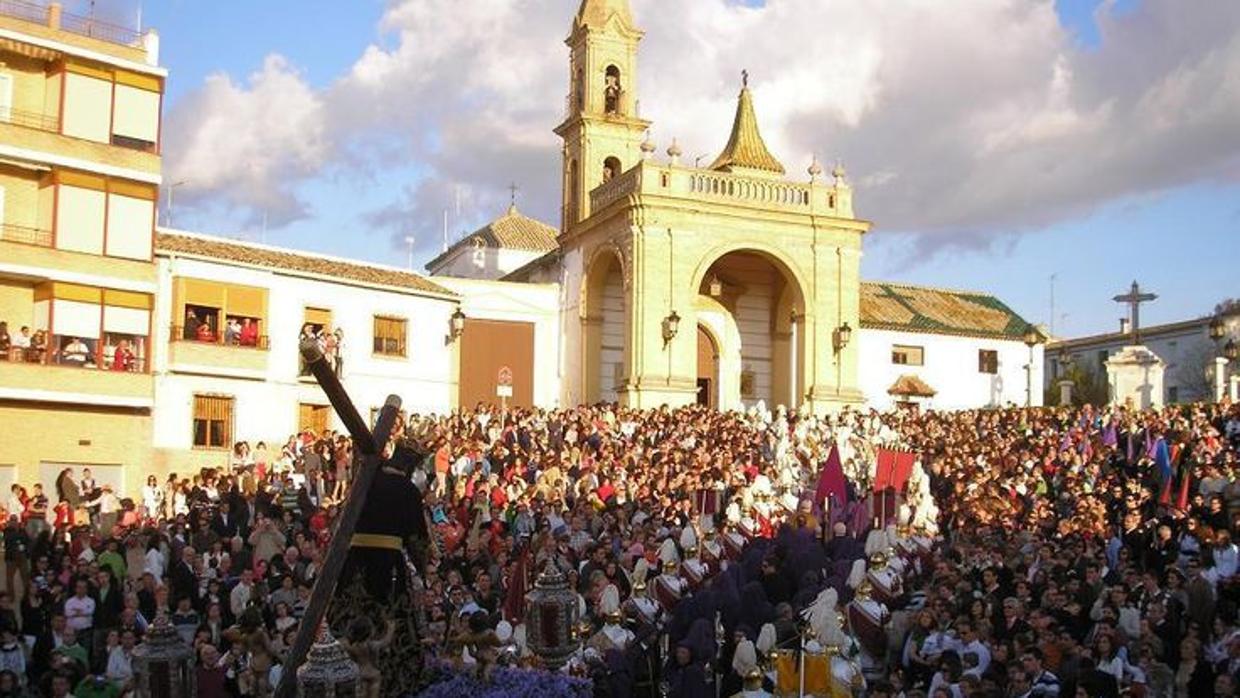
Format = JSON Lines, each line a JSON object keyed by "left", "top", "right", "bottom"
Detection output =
{"left": 555, "top": 0, "right": 651, "bottom": 230}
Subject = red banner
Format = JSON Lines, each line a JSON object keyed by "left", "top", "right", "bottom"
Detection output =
{"left": 874, "top": 449, "right": 917, "bottom": 493}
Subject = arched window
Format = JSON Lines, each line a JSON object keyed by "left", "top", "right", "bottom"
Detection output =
{"left": 603, "top": 156, "right": 622, "bottom": 183}
{"left": 604, "top": 65, "right": 622, "bottom": 115}
{"left": 575, "top": 68, "right": 585, "bottom": 111}
{"left": 568, "top": 159, "right": 580, "bottom": 221}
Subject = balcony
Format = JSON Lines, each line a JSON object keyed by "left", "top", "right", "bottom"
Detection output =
{"left": 0, "top": 346, "right": 152, "bottom": 407}
{"left": 167, "top": 326, "right": 270, "bottom": 377}
{"left": 0, "top": 222, "right": 52, "bottom": 247}
{"left": 0, "top": 1, "right": 153, "bottom": 64}
{"left": 0, "top": 114, "right": 161, "bottom": 176}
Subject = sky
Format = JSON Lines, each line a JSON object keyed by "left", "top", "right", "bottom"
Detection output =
{"left": 76, "top": 0, "right": 1239, "bottom": 339}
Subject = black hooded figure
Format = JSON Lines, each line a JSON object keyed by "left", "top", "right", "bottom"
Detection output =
{"left": 327, "top": 438, "right": 430, "bottom": 695}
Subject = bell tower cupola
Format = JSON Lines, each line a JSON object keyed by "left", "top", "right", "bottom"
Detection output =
{"left": 556, "top": 0, "right": 651, "bottom": 229}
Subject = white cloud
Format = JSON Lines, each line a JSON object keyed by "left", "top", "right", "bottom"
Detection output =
{"left": 163, "top": 0, "right": 1240, "bottom": 256}
{"left": 163, "top": 55, "right": 328, "bottom": 225}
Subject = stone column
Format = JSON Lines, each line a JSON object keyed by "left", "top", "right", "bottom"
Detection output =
{"left": 1216, "top": 357, "right": 1230, "bottom": 403}
{"left": 1231, "top": 375, "right": 1239, "bottom": 402}
{"left": 1058, "top": 379, "right": 1074, "bottom": 407}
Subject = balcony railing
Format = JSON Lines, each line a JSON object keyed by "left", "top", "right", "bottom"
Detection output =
{"left": 0, "top": 0, "right": 46, "bottom": 24}
{"left": 0, "top": 0, "right": 144, "bottom": 47}
{"left": 0, "top": 222, "right": 52, "bottom": 247}
{"left": 2, "top": 344, "right": 148, "bottom": 373}
{"left": 170, "top": 325, "right": 270, "bottom": 351}
{"left": 2, "top": 106, "right": 61, "bottom": 133}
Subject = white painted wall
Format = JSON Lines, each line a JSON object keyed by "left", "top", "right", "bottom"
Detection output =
{"left": 152, "top": 251, "right": 459, "bottom": 452}
{"left": 430, "top": 277, "right": 562, "bottom": 408}
{"left": 858, "top": 328, "right": 1044, "bottom": 411}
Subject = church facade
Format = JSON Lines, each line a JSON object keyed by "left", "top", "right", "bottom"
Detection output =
{"left": 453, "top": 0, "right": 1043, "bottom": 414}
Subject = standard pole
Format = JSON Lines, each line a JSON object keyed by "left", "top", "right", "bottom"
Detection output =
{"left": 1026, "top": 345, "right": 1034, "bottom": 408}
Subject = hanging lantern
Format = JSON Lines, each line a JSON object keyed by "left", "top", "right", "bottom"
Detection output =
{"left": 525, "top": 564, "right": 580, "bottom": 670}
{"left": 132, "top": 614, "right": 196, "bottom": 698}
{"left": 708, "top": 275, "right": 723, "bottom": 298}
{"left": 297, "top": 625, "right": 360, "bottom": 698}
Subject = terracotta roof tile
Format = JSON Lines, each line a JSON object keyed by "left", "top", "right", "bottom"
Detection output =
{"left": 860, "top": 281, "right": 1030, "bottom": 340}
{"left": 888, "top": 374, "right": 937, "bottom": 398}
{"left": 156, "top": 231, "right": 455, "bottom": 297}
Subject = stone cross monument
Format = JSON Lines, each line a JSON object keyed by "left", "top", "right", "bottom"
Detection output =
{"left": 1105, "top": 280, "right": 1166, "bottom": 409}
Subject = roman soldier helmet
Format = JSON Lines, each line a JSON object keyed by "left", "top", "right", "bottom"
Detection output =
{"left": 658, "top": 537, "right": 679, "bottom": 571}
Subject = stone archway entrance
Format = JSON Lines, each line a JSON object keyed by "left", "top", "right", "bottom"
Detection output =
{"left": 582, "top": 249, "right": 627, "bottom": 404}
{"left": 696, "top": 324, "right": 719, "bottom": 408}
{"left": 694, "top": 249, "right": 806, "bottom": 411}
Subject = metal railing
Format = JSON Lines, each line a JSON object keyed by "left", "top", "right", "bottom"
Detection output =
{"left": 1, "top": 106, "right": 60, "bottom": 133}
{"left": 0, "top": 222, "right": 52, "bottom": 247}
{"left": 1, "top": 345, "right": 148, "bottom": 372}
{"left": 170, "top": 325, "right": 271, "bottom": 350}
{"left": 0, "top": 0, "right": 48, "bottom": 24}
{"left": 0, "top": 0, "right": 144, "bottom": 48}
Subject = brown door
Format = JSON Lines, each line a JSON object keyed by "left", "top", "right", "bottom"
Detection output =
{"left": 298, "top": 403, "right": 330, "bottom": 435}
{"left": 458, "top": 319, "right": 536, "bottom": 409}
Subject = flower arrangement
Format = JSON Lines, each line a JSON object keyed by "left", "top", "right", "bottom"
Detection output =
{"left": 414, "top": 665, "right": 591, "bottom": 698}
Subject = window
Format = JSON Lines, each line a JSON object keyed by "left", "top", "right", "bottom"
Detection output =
{"left": 193, "top": 395, "right": 233, "bottom": 449}
{"left": 892, "top": 345, "right": 924, "bottom": 366}
{"left": 604, "top": 65, "right": 621, "bottom": 114}
{"left": 373, "top": 316, "right": 407, "bottom": 357}
{"left": 184, "top": 304, "right": 220, "bottom": 342}
{"left": 1049, "top": 358, "right": 1060, "bottom": 379}
{"left": 1097, "top": 350, "right": 1108, "bottom": 366}
{"left": 978, "top": 349, "right": 999, "bottom": 374}
{"left": 1167, "top": 386, "right": 1179, "bottom": 404}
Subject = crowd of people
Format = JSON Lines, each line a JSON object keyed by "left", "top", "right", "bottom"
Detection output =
{"left": 0, "top": 398, "right": 1235, "bottom": 697}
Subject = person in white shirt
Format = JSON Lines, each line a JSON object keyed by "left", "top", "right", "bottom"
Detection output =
{"left": 144, "top": 542, "right": 165, "bottom": 583}
{"left": 106, "top": 629, "right": 137, "bottom": 687}
{"left": 231, "top": 568, "right": 255, "bottom": 618}
{"left": 64, "top": 579, "right": 96, "bottom": 633}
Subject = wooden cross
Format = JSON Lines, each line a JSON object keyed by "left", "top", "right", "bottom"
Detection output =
{"left": 273, "top": 340, "right": 402, "bottom": 697}
{"left": 1112, "top": 280, "right": 1157, "bottom": 345}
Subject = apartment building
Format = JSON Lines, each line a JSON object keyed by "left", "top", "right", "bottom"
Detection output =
{"left": 0, "top": 2, "right": 162, "bottom": 495}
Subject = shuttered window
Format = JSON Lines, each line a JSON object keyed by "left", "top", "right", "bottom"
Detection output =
{"left": 373, "top": 316, "right": 407, "bottom": 357}
{"left": 299, "top": 403, "right": 330, "bottom": 436}
{"left": 978, "top": 349, "right": 999, "bottom": 374}
{"left": 892, "top": 345, "right": 924, "bottom": 366}
{"left": 192, "top": 395, "right": 233, "bottom": 449}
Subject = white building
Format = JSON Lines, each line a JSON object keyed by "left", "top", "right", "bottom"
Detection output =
{"left": 857, "top": 281, "right": 1043, "bottom": 410}
{"left": 151, "top": 229, "right": 461, "bottom": 473}
{"left": 1047, "top": 314, "right": 1238, "bottom": 405}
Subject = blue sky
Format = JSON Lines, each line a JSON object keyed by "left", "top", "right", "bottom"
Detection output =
{"left": 110, "top": 0, "right": 1236, "bottom": 339}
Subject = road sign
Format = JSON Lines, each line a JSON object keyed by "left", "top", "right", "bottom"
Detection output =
{"left": 498, "top": 366, "right": 513, "bottom": 387}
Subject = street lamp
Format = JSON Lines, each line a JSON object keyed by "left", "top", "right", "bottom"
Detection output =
{"left": 662, "top": 310, "right": 681, "bottom": 346}
{"left": 1226, "top": 339, "right": 1239, "bottom": 362}
{"left": 1210, "top": 315, "right": 1226, "bottom": 340}
{"left": 834, "top": 322, "right": 853, "bottom": 352}
{"left": 1023, "top": 325, "right": 1041, "bottom": 408}
{"left": 449, "top": 308, "right": 466, "bottom": 341}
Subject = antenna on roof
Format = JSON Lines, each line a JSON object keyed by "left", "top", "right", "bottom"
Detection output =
{"left": 442, "top": 209, "right": 448, "bottom": 253}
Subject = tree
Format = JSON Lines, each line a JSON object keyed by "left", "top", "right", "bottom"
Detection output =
{"left": 1044, "top": 363, "right": 1109, "bottom": 407}
{"left": 1175, "top": 341, "right": 1217, "bottom": 402}
{"left": 1214, "top": 298, "right": 1240, "bottom": 317}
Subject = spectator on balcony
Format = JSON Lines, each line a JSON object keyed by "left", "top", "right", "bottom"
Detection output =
{"left": 0, "top": 321, "right": 10, "bottom": 358}
{"left": 30, "top": 330, "right": 47, "bottom": 363}
{"left": 62, "top": 337, "right": 90, "bottom": 366}
{"left": 11, "top": 326, "right": 30, "bottom": 360}
{"left": 184, "top": 309, "right": 202, "bottom": 341}
{"left": 239, "top": 317, "right": 259, "bottom": 347}
{"left": 224, "top": 318, "right": 241, "bottom": 346}
{"left": 195, "top": 319, "right": 215, "bottom": 343}
{"left": 109, "top": 340, "right": 135, "bottom": 372}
